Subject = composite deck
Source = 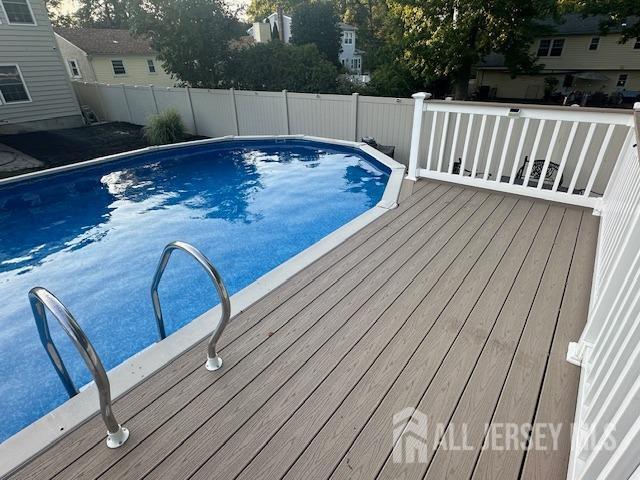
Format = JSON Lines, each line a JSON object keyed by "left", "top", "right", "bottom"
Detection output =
{"left": 9, "top": 180, "right": 598, "bottom": 480}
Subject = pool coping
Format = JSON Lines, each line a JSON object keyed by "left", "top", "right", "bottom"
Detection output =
{"left": 0, "top": 135, "right": 405, "bottom": 476}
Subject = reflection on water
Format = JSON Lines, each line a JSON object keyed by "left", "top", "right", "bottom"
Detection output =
{"left": 0, "top": 139, "right": 388, "bottom": 442}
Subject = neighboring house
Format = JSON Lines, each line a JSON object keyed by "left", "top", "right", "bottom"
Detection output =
{"left": 0, "top": 0, "right": 83, "bottom": 133}
{"left": 476, "top": 14, "right": 640, "bottom": 102}
{"left": 54, "top": 28, "right": 175, "bottom": 87}
{"left": 338, "top": 23, "right": 363, "bottom": 75}
{"left": 248, "top": 14, "right": 363, "bottom": 74}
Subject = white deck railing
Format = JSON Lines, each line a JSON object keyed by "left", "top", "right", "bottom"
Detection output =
{"left": 407, "top": 93, "right": 636, "bottom": 209}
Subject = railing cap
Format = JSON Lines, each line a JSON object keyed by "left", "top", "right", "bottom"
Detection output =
{"left": 634, "top": 102, "right": 640, "bottom": 111}
{"left": 412, "top": 92, "right": 432, "bottom": 100}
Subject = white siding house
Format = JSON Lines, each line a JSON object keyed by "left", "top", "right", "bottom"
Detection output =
{"left": 0, "top": 0, "right": 82, "bottom": 133}
{"left": 338, "top": 23, "right": 363, "bottom": 74}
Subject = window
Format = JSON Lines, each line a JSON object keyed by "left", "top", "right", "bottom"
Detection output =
{"left": 550, "top": 39, "right": 565, "bottom": 56}
{"left": 0, "top": 65, "right": 31, "bottom": 104}
{"left": 537, "top": 38, "right": 564, "bottom": 56}
{"left": 146, "top": 59, "right": 156, "bottom": 74}
{"left": 634, "top": 38, "right": 640, "bottom": 49}
{"left": 537, "top": 39, "right": 551, "bottom": 56}
{"left": 343, "top": 31, "right": 353, "bottom": 45}
{"left": 111, "top": 59, "right": 126, "bottom": 75}
{"left": 351, "top": 57, "right": 361, "bottom": 70}
{"left": 617, "top": 74, "right": 628, "bottom": 87}
{"left": 589, "top": 37, "right": 600, "bottom": 50}
{"left": 1, "top": 0, "right": 35, "bottom": 24}
{"left": 67, "top": 59, "right": 81, "bottom": 78}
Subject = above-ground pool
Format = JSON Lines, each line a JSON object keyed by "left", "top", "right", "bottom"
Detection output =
{"left": 0, "top": 138, "right": 391, "bottom": 442}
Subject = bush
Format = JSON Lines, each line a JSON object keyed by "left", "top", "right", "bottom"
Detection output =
{"left": 144, "top": 108, "right": 185, "bottom": 145}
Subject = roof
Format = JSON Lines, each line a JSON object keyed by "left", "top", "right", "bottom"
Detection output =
{"left": 538, "top": 13, "right": 637, "bottom": 36}
{"left": 338, "top": 22, "right": 357, "bottom": 31}
{"left": 54, "top": 28, "right": 156, "bottom": 55}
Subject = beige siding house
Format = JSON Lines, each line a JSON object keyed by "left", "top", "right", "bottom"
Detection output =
{"left": 55, "top": 28, "right": 175, "bottom": 87}
{"left": 0, "top": 0, "right": 82, "bottom": 133}
{"left": 477, "top": 14, "right": 640, "bottom": 103}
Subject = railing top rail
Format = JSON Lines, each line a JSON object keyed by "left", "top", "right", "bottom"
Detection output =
{"left": 28, "top": 287, "right": 129, "bottom": 448}
{"left": 150, "top": 240, "right": 231, "bottom": 371}
{"left": 424, "top": 100, "right": 634, "bottom": 126}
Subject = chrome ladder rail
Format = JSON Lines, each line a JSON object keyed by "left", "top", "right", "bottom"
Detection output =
{"left": 28, "top": 287, "right": 129, "bottom": 448}
{"left": 150, "top": 241, "right": 231, "bottom": 371}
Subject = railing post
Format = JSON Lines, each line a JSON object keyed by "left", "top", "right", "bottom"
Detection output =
{"left": 407, "top": 92, "right": 431, "bottom": 181}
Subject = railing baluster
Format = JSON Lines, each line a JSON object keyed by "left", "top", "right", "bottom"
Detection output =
{"left": 509, "top": 117, "right": 530, "bottom": 184}
{"left": 437, "top": 111, "right": 450, "bottom": 172}
{"left": 584, "top": 124, "right": 616, "bottom": 197}
{"left": 471, "top": 114, "right": 487, "bottom": 178}
{"left": 553, "top": 121, "right": 579, "bottom": 192}
{"left": 426, "top": 111, "right": 438, "bottom": 171}
{"left": 568, "top": 122, "right": 597, "bottom": 194}
{"left": 448, "top": 113, "right": 461, "bottom": 174}
{"left": 537, "top": 120, "right": 562, "bottom": 190}
{"left": 460, "top": 113, "right": 475, "bottom": 176}
{"left": 484, "top": 116, "right": 501, "bottom": 181}
{"left": 496, "top": 117, "right": 514, "bottom": 183}
{"left": 523, "top": 119, "right": 546, "bottom": 187}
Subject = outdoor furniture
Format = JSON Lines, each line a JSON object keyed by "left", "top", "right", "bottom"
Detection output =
{"left": 361, "top": 137, "right": 395, "bottom": 159}
{"left": 513, "top": 156, "right": 564, "bottom": 189}
{"left": 452, "top": 158, "right": 492, "bottom": 178}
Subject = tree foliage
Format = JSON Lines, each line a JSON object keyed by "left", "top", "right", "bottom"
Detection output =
{"left": 131, "top": 0, "right": 244, "bottom": 88}
{"left": 74, "top": 0, "right": 135, "bottom": 28}
{"left": 390, "top": 0, "right": 557, "bottom": 98}
{"left": 225, "top": 42, "right": 340, "bottom": 93}
{"left": 561, "top": 0, "right": 639, "bottom": 40}
{"left": 246, "top": 0, "right": 301, "bottom": 21}
{"left": 290, "top": 2, "right": 342, "bottom": 64}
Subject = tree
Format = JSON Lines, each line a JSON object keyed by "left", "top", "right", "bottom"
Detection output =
{"left": 131, "top": 0, "right": 244, "bottom": 88}
{"left": 44, "top": 0, "right": 76, "bottom": 26}
{"left": 246, "top": 0, "right": 301, "bottom": 22}
{"left": 226, "top": 42, "right": 340, "bottom": 93}
{"left": 390, "top": 0, "right": 557, "bottom": 99}
{"left": 290, "top": 2, "right": 341, "bottom": 65}
{"left": 561, "top": 0, "right": 639, "bottom": 40}
{"left": 74, "top": 0, "right": 135, "bottom": 28}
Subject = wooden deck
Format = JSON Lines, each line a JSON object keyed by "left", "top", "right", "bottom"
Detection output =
{"left": 9, "top": 180, "right": 598, "bottom": 480}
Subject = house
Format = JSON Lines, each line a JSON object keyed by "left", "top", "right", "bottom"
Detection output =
{"left": 54, "top": 28, "right": 175, "bottom": 87}
{"left": 0, "top": 0, "right": 83, "bottom": 133}
{"left": 338, "top": 23, "right": 363, "bottom": 75}
{"left": 247, "top": 13, "right": 363, "bottom": 74}
{"left": 476, "top": 14, "right": 640, "bottom": 102}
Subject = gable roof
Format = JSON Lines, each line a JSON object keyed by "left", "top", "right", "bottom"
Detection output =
{"left": 55, "top": 28, "right": 156, "bottom": 55}
{"left": 537, "top": 13, "right": 638, "bottom": 36}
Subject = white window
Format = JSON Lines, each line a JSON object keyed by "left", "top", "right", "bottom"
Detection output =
{"left": 146, "top": 59, "right": 156, "bottom": 74}
{"left": 0, "top": 65, "right": 31, "bottom": 104}
{"left": 67, "top": 59, "right": 81, "bottom": 78}
{"left": 351, "top": 57, "right": 361, "bottom": 70}
{"left": 111, "top": 59, "right": 126, "bottom": 75}
{"left": 617, "top": 74, "right": 628, "bottom": 87}
{"left": 537, "top": 38, "right": 564, "bottom": 57}
{"left": 589, "top": 37, "right": 600, "bottom": 50}
{"left": 343, "top": 31, "right": 353, "bottom": 45}
{"left": 1, "top": 0, "right": 35, "bottom": 24}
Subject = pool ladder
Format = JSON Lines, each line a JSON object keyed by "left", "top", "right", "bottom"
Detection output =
{"left": 29, "top": 241, "right": 231, "bottom": 449}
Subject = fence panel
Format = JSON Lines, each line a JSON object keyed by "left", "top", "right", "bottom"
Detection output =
{"left": 288, "top": 93, "right": 353, "bottom": 141}
{"left": 234, "top": 90, "right": 287, "bottom": 135}
{"left": 189, "top": 88, "right": 237, "bottom": 137}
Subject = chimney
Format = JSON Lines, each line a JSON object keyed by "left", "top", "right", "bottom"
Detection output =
{"left": 276, "top": 5, "right": 285, "bottom": 42}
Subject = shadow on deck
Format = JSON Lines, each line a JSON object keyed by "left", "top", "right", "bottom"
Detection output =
{"left": 9, "top": 180, "right": 598, "bottom": 480}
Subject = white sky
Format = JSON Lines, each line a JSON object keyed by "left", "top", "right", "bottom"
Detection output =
{"left": 57, "top": 0, "right": 251, "bottom": 20}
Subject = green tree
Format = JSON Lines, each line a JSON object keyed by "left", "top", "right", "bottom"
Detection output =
{"left": 562, "top": 0, "right": 639, "bottom": 40}
{"left": 226, "top": 42, "right": 340, "bottom": 93}
{"left": 44, "top": 0, "right": 76, "bottom": 26}
{"left": 291, "top": 2, "right": 341, "bottom": 65}
{"left": 390, "top": 0, "right": 557, "bottom": 99}
{"left": 74, "top": 0, "right": 135, "bottom": 28}
{"left": 131, "top": 0, "right": 244, "bottom": 88}
{"left": 246, "top": 0, "right": 301, "bottom": 21}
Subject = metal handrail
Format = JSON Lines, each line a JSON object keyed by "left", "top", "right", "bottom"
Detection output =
{"left": 150, "top": 241, "right": 231, "bottom": 371}
{"left": 28, "top": 287, "right": 129, "bottom": 448}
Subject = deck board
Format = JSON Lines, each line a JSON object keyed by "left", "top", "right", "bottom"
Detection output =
{"left": 8, "top": 180, "right": 598, "bottom": 480}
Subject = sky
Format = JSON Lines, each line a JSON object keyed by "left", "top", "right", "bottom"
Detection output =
{"left": 57, "top": 0, "right": 251, "bottom": 20}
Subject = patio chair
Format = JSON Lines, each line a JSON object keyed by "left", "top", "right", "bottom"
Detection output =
{"left": 515, "top": 156, "right": 564, "bottom": 189}
{"left": 452, "top": 158, "right": 492, "bottom": 178}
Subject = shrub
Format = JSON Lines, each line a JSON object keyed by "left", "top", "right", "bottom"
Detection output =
{"left": 144, "top": 108, "right": 185, "bottom": 145}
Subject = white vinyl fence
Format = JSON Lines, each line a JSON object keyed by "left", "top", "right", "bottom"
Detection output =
{"left": 407, "top": 93, "right": 636, "bottom": 208}
{"left": 566, "top": 130, "right": 640, "bottom": 480}
{"left": 72, "top": 82, "right": 416, "bottom": 164}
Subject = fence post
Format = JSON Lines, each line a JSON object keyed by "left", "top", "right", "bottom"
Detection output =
{"left": 149, "top": 85, "right": 159, "bottom": 114}
{"left": 93, "top": 82, "right": 107, "bottom": 121}
{"left": 351, "top": 92, "right": 359, "bottom": 141}
{"left": 121, "top": 83, "right": 133, "bottom": 124}
{"left": 230, "top": 88, "right": 240, "bottom": 136}
{"left": 407, "top": 92, "right": 431, "bottom": 181}
{"left": 185, "top": 86, "right": 198, "bottom": 135}
{"left": 282, "top": 89, "right": 290, "bottom": 134}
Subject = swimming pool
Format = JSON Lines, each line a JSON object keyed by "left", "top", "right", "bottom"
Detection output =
{"left": 0, "top": 138, "right": 393, "bottom": 443}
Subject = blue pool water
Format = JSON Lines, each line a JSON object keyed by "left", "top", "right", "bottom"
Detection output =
{"left": 0, "top": 139, "right": 388, "bottom": 442}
